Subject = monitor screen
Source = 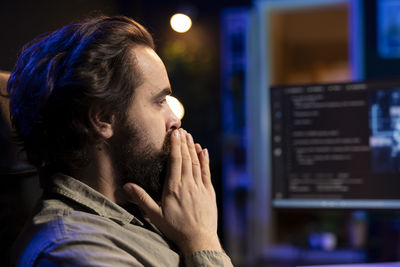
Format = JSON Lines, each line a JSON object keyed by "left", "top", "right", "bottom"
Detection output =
{"left": 377, "top": 0, "right": 400, "bottom": 59}
{"left": 271, "top": 79, "right": 400, "bottom": 209}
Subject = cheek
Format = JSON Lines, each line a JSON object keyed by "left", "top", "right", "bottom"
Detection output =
{"left": 129, "top": 103, "right": 168, "bottom": 149}
{"left": 141, "top": 116, "right": 167, "bottom": 148}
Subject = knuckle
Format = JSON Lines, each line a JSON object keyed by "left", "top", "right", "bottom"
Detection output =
{"left": 181, "top": 154, "right": 191, "bottom": 161}
{"left": 137, "top": 192, "right": 147, "bottom": 203}
{"left": 167, "top": 186, "right": 180, "bottom": 198}
{"left": 202, "top": 170, "right": 210, "bottom": 177}
{"left": 192, "top": 160, "right": 200, "bottom": 166}
{"left": 185, "top": 182, "right": 196, "bottom": 192}
{"left": 166, "top": 182, "right": 178, "bottom": 192}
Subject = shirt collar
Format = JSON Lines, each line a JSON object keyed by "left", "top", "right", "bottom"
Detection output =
{"left": 49, "top": 173, "right": 144, "bottom": 226}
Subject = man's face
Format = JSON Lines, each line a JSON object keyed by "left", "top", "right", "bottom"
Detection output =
{"left": 110, "top": 46, "right": 181, "bottom": 201}
{"left": 127, "top": 46, "right": 181, "bottom": 151}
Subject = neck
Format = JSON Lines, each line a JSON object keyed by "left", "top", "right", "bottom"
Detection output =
{"left": 70, "top": 147, "right": 128, "bottom": 204}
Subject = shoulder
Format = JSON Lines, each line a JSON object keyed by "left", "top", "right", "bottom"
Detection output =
{"left": 13, "top": 208, "right": 180, "bottom": 266}
{"left": 13, "top": 211, "right": 135, "bottom": 266}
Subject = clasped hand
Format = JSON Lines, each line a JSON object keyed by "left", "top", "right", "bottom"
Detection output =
{"left": 123, "top": 128, "right": 222, "bottom": 255}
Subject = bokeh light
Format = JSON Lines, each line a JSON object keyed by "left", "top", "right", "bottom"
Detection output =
{"left": 170, "top": 13, "right": 192, "bottom": 33}
{"left": 166, "top": 95, "right": 185, "bottom": 120}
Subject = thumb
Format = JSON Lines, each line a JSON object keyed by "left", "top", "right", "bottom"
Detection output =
{"left": 123, "top": 183, "right": 162, "bottom": 219}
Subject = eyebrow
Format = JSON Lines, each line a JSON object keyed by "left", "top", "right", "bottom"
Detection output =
{"left": 152, "top": 87, "right": 172, "bottom": 100}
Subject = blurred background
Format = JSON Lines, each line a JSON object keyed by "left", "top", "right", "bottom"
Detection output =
{"left": 4, "top": 0, "right": 400, "bottom": 266}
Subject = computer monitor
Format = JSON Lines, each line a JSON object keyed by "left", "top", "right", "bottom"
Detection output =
{"left": 271, "top": 79, "right": 400, "bottom": 209}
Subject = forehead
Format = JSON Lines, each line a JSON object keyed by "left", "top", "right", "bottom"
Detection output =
{"left": 131, "top": 46, "right": 170, "bottom": 98}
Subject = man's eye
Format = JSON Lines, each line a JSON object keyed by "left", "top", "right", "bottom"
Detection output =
{"left": 158, "top": 98, "right": 167, "bottom": 105}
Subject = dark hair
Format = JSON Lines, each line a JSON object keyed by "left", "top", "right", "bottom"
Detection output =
{"left": 7, "top": 16, "right": 155, "bottom": 171}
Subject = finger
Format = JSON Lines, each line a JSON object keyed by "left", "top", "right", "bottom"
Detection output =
{"left": 180, "top": 129, "right": 193, "bottom": 183}
{"left": 123, "top": 183, "right": 163, "bottom": 220}
{"left": 198, "top": 148, "right": 212, "bottom": 187}
{"left": 167, "top": 129, "right": 182, "bottom": 189}
{"left": 186, "top": 134, "right": 202, "bottom": 185}
{"left": 195, "top": 143, "right": 202, "bottom": 155}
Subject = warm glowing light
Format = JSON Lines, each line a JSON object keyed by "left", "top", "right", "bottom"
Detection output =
{"left": 166, "top": 95, "right": 185, "bottom": 120}
{"left": 170, "top": 13, "right": 192, "bottom": 33}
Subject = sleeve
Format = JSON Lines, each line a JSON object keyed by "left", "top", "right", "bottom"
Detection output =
{"left": 185, "top": 250, "right": 234, "bottom": 267}
{"left": 34, "top": 238, "right": 143, "bottom": 267}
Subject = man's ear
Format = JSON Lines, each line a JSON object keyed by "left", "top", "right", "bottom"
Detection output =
{"left": 88, "top": 107, "right": 115, "bottom": 139}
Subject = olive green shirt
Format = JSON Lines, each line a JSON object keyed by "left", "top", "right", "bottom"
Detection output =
{"left": 11, "top": 173, "right": 233, "bottom": 266}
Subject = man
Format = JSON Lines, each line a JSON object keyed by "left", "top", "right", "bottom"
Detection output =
{"left": 8, "top": 16, "right": 232, "bottom": 266}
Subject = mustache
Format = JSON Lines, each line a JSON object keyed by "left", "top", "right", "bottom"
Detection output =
{"left": 161, "top": 130, "right": 173, "bottom": 155}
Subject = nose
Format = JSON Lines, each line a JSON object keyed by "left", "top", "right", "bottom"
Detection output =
{"left": 166, "top": 107, "right": 181, "bottom": 131}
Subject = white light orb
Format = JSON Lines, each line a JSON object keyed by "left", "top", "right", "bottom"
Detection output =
{"left": 166, "top": 95, "right": 185, "bottom": 120}
{"left": 170, "top": 13, "right": 192, "bottom": 33}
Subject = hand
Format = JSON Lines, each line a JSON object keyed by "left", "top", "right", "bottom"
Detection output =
{"left": 123, "top": 128, "right": 222, "bottom": 255}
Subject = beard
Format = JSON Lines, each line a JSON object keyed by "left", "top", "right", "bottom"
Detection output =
{"left": 109, "top": 121, "right": 171, "bottom": 202}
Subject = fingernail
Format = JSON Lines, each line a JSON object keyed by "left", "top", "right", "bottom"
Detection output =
{"left": 204, "top": 148, "right": 209, "bottom": 158}
{"left": 174, "top": 129, "right": 180, "bottom": 138}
